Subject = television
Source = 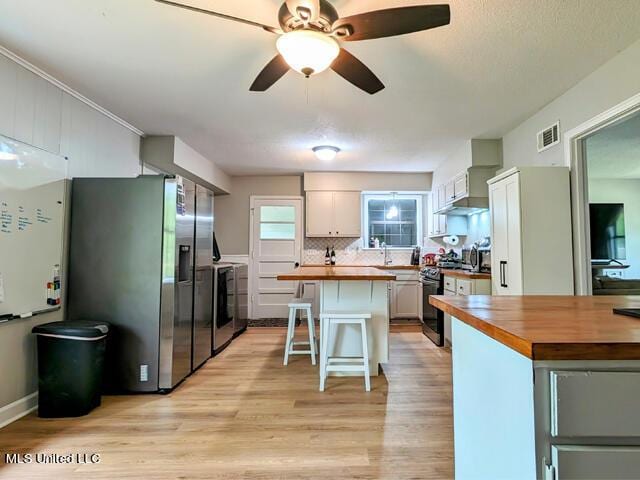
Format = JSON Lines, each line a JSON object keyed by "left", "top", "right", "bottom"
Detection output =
{"left": 589, "top": 203, "right": 626, "bottom": 261}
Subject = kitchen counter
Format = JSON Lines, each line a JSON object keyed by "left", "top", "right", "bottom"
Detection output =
{"left": 430, "top": 294, "right": 640, "bottom": 360}
{"left": 435, "top": 295, "right": 640, "bottom": 479}
{"left": 277, "top": 266, "right": 396, "bottom": 281}
{"left": 302, "top": 264, "right": 421, "bottom": 271}
{"left": 277, "top": 266, "right": 395, "bottom": 376}
{"left": 439, "top": 268, "right": 491, "bottom": 280}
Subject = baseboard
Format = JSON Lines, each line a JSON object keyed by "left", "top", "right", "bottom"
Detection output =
{"left": 0, "top": 392, "right": 38, "bottom": 429}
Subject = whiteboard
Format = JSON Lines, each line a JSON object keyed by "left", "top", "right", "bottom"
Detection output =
{"left": 0, "top": 134, "right": 67, "bottom": 318}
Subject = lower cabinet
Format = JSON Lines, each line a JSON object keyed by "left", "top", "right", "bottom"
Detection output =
{"left": 551, "top": 445, "right": 640, "bottom": 480}
{"left": 444, "top": 275, "right": 491, "bottom": 346}
{"left": 390, "top": 281, "right": 422, "bottom": 319}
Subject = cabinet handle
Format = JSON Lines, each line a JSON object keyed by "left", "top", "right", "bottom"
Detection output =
{"left": 500, "top": 261, "right": 508, "bottom": 288}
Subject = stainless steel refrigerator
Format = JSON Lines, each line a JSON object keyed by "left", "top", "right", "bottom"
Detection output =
{"left": 67, "top": 175, "right": 214, "bottom": 393}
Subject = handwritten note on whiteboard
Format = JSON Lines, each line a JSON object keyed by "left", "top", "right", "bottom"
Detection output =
{"left": 0, "top": 135, "right": 67, "bottom": 318}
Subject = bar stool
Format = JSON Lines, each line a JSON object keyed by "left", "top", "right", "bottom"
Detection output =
{"left": 283, "top": 298, "right": 317, "bottom": 366}
{"left": 319, "top": 313, "right": 372, "bottom": 392}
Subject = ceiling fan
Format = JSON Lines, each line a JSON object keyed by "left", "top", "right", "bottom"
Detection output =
{"left": 154, "top": 0, "right": 451, "bottom": 95}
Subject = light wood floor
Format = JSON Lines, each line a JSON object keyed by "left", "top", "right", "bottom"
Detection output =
{"left": 0, "top": 327, "right": 454, "bottom": 479}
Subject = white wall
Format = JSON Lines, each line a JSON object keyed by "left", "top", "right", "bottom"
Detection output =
{"left": 503, "top": 38, "right": 640, "bottom": 169}
{"left": 0, "top": 52, "right": 141, "bottom": 418}
{"left": 588, "top": 179, "right": 640, "bottom": 279}
{"left": 304, "top": 171, "right": 432, "bottom": 192}
{"left": 214, "top": 176, "right": 303, "bottom": 255}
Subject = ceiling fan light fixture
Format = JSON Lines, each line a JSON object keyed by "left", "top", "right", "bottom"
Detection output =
{"left": 312, "top": 145, "right": 340, "bottom": 161}
{"left": 276, "top": 30, "right": 340, "bottom": 77}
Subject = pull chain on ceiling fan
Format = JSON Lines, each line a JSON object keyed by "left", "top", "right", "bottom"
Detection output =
{"left": 155, "top": 0, "right": 451, "bottom": 95}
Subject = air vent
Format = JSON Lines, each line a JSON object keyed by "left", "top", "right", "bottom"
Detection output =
{"left": 537, "top": 121, "right": 560, "bottom": 152}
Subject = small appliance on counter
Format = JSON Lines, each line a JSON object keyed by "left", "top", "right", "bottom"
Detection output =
{"left": 423, "top": 253, "right": 437, "bottom": 266}
{"left": 410, "top": 246, "right": 421, "bottom": 265}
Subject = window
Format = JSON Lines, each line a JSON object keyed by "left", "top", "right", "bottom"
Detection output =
{"left": 259, "top": 206, "right": 296, "bottom": 240}
{"left": 363, "top": 194, "right": 423, "bottom": 248}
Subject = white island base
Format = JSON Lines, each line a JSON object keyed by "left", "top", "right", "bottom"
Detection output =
{"left": 320, "top": 280, "right": 390, "bottom": 376}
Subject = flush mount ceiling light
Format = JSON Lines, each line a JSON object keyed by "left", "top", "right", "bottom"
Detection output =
{"left": 277, "top": 30, "right": 339, "bottom": 77}
{"left": 155, "top": 0, "right": 450, "bottom": 95}
{"left": 313, "top": 145, "right": 340, "bottom": 161}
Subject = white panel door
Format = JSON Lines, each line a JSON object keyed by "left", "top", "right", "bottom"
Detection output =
{"left": 306, "top": 191, "right": 334, "bottom": 236}
{"left": 490, "top": 173, "right": 524, "bottom": 295}
{"left": 490, "top": 179, "right": 509, "bottom": 295}
{"left": 250, "top": 197, "right": 303, "bottom": 319}
{"left": 333, "top": 191, "right": 361, "bottom": 237}
{"left": 505, "top": 174, "right": 524, "bottom": 294}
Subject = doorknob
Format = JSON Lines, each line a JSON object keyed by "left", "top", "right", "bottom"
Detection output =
{"left": 295, "top": 262, "right": 300, "bottom": 268}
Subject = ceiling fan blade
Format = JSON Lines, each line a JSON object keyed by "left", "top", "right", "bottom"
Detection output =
{"left": 331, "top": 49, "right": 384, "bottom": 95}
{"left": 154, "top": 0, "right": 281, "bottom": 34}
{"left": 333, "top": 5, "right": 450, "bottom": 41}
{"left": 285, "top": 0, "right": 321, "bottom": 22}
{"left": 250, "top": 55, "right": 290, "bottom": 92}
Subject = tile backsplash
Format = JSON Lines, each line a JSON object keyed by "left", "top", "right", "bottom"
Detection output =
{"left": 304, "top": 237, "right": 429, "bottom": 265}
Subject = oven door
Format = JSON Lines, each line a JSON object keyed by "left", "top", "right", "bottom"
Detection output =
{"left": 213, "top": 266, "right": 235, "bottom": 353}
{"left": 421, "top": 278, "right": 444, "bottom": 346}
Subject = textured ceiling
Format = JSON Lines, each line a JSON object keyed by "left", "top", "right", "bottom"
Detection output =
{"left": 1, "top": 0, "right": 640, "bottom": 175}
{"left": 586, "top": 110, "right": 640, "bottom": 180}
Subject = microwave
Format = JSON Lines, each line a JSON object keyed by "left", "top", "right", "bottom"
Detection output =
{"left": 461, "top": 246, "right": 479, "bottom": 272}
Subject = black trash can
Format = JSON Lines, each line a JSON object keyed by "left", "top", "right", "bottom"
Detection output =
{"left": 32, "top": 320, "right": 109, "bottom": 418}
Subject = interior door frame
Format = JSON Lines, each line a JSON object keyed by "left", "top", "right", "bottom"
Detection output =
{"left": 566, "top": 92, "right": 640, "bottom": 295}
{"left": 248, "top": 195, "right": 304, "bottom": 319}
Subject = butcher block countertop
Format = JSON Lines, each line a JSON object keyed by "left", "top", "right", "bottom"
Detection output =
{"left": 440, "top": 269, "right": 491, "bottom": 280}
{"left": 278, "top": 266, "right": 396, "bottom": 281}
{"left": 430, "top": 295, "right": 640, "bottom": 360}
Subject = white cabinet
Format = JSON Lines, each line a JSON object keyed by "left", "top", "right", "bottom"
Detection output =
{"left": 391, "top": 281, "right": 421, "bottom": 319}
{"left": 551, "top": 445, "right": 640, "bottom": 480}
{"left": 437, "top": 184, "right": 446, "bottom": 212}
{"left": 333, "top": 192, "right": 361, "bottom": 237}
{"left": 443, "top": 275, "right": 491, "bottom": 345}
{"left": 488, "top": 167, "right": 574, "bottom": 296}
{"left": 306, "top": 191, "right": 361, "bottom": 237}
{"left": 453, "top": 172, "right": 468, "bottom": 199}
{"left": 444, "top": 180, "right": 455, "bottom": 204}
{"left": 389, "top": 270, "right": 421, "bottom": 320}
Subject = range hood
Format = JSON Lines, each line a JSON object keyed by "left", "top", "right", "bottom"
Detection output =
{"left": 438, "top": 196, "right": 489, "bottom": 216}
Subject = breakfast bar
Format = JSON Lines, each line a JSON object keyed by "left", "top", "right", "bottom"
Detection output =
{"left": 277, "top": 266, "right": 396, "bottom": 376}
{"left": 430, "top": 295, "right": 640, "bottom": 480}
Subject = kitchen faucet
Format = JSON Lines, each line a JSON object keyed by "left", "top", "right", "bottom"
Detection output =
{"left": 382, "top": 242, "right": 392, "bottom": 265}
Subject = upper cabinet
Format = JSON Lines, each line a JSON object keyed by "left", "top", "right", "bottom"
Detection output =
{"left": 306, "top": 191, "right": 361, "bottom": 237}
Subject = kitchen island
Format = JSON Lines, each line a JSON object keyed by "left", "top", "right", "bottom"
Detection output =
{"left": 430, "top": 295, "right": 640, "bottom": 480}
{"left": 278, "top": 266, "right": 396, "bottom": 376}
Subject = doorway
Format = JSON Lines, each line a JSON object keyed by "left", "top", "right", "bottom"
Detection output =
{"left": 249, "top": 196, "right": 303, "bottom": 319}
{"left": 569, "top": 94, "right": 640, "bottom": 294}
